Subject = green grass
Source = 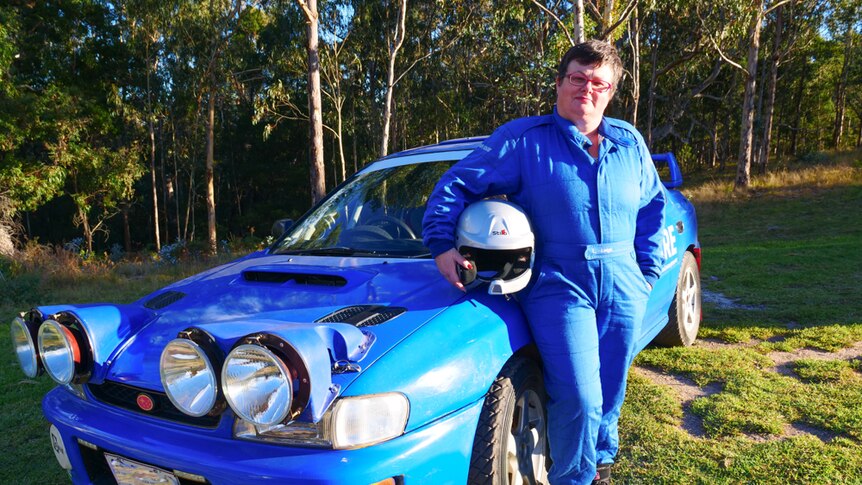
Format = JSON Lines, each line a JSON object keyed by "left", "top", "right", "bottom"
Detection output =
{"left": 619, "top": 149, "right": 862, "bottom": 483}
{"left": 3, "top": 150, "right": 862, "bottom": 483}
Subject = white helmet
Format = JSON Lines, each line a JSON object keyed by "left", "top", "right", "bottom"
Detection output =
{"left": 455, "top": 199, "right": 535, "bottom": 295}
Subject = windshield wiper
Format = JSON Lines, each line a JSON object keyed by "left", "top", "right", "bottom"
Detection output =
{"left": 278, "top": 246, "right": 375, "bottom": 256}
{"left": 405, "top": 252, "right": 433, "bottom": 259}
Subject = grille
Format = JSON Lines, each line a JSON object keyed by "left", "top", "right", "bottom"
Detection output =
{"left": 88, "top": 381, "right": 220, "bottom": 428}
{"left": 143, "top": 291, "right": 186, "bottom": 310}
{"left": 316, "top": 305, "right": 406, "bottom": 327}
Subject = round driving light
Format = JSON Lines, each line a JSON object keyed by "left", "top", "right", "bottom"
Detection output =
{"left": 222, "top": 344, "right": 293, "bottom": 426}
{"left": 160, "top": 339, "right": 218, "bottom": 417}
{"left": 38, "top": 320, "right": 80, "bottom": 385}
{"left": 11, "top": 316, "right": 40, "bottom": 378}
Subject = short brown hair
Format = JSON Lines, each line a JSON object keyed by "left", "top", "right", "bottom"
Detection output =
{"left": 557, "top": 40, "right": 623, "bottom": 88}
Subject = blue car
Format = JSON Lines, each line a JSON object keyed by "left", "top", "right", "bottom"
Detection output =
{"left": 10, "top": 137, "right": 701, "bottom": 485}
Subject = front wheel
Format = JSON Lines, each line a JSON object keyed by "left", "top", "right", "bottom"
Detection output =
{"left": 469, "top": 357, "right": 549, "bottom": 485}
{"left": 654, "top": 251, "right": 701, "bottom": 346}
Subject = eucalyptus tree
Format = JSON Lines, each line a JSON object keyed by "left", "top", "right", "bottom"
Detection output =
{"left": 319, "top": 23, "right": 353, "bottom": 183}
{"left": 827, "top": 0, "right": 861, "bottom": 148}
{"left": 165, "top": 0, "right": 250, "bottom": 254}
{"left": 0, "top": 4, "right": 69, "bottom": 243}
{"left": 693, "top": 0, "right": 791, "bottom": 187}
{"left": 754, "top": 0, "right": 824, "bottom": 172}
{"left": 117, "top": 0, "right": 172, "bottom": 250}
{"left": 297, "top": 0, "right": 327, "bottom": 203}
{"left": 639, "top": 0, "right": 720, "bottom": 158}
{"left": 379, "top": 0, "right": 407, "bottom": 157}
{"left": 1, "top": 0, "right": 147, "bottom": 251}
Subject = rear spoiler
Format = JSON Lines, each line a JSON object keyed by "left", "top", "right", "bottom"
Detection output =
{"left": 652, "top": 152, "right": 683, "bottom": 189}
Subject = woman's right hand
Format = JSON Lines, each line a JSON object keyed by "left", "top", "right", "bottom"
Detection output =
{"left": 434, "top": 248, "right": 472, "bottom": 292}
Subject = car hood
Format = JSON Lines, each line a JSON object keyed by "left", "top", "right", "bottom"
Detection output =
{"left": 55, "top": 252, "right": 466, "bottom": 395}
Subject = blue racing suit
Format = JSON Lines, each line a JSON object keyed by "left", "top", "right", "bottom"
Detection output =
{"left": 422, "top": 108, "right": 666, "bottom": 484}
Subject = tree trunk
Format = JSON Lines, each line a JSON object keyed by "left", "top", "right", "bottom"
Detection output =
{"left": 735, "top": 2, "right": 764, "bottom": 189}
{"left": 159, "top": 118, "right": 169, "bottom": 243}
{"left": 380, "top": 0, "right": 407, "bottom": 157}
{"left": 146, "top": 41, "right": 160, "bottom": 251}
{"left": 646, "top": 19, "right": 658, "bottom": 148}
{"left": 832, "top": 22, "right": 853, "bottom": 148}
{"left": 148, "top": 120, "right": 160, "bottom": 251}
{"left": 300, "top": 0, "right": 326, "bottom": 204}
{"left": 122, "top": 205, "right": 131, "bottom": 253}
{"left": 602, "top": 0, "right": 615, "bottom": 36}
{"left": 757, "top": 5, "right": 782, "bottom": 175}
{"left": 337, "top": 104, "right": 346, "bottom": 182}
{"left": 183, "top": 166, "right": 194, "bottom": 242}
{"left": 205, "top": 89, "right": 217, "bottom": 255}
{"left": 630, "top": 6, "right": 640, "bottom": 128}
{"left": 790, "top": 59, "right": 806, "bottom": 156}
{"left": 574, "top": 0, "right": 585, "bottom": 43}
{"left": 172, "top": 126, "right": 181, "bottom": 239}
{"left": 79, "top": 206, "right": 93, "bottom": 254}
{"left": 351, "top": 89, "right": 358, "bottom": 174}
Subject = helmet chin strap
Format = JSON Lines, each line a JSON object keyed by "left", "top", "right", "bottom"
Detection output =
{"left": 462, "top": 261, "right": 515, "bottom": 293}
{"left": 489, "top": 262, "right": 515, "bottom": 281}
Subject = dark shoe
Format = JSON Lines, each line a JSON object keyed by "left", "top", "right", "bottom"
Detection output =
{"left": 591, "top": 463, "right": 612, "bottom": 485}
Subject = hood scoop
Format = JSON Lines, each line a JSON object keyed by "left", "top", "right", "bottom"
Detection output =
{"left": 242, "top": 270, "right": 347, "bottom": 287}
{"left": 143, "top": 291, "right": 186, "bottom": 310}
{"left": 316, "top": 305, "right": 406, "bottom": 327}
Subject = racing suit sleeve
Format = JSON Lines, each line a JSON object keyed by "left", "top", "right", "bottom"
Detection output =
{"left": 422, "top": 125, "right": 522, "bottom": 257}
{"left": 633, "top": 134, "right": 667, "bottom": 288}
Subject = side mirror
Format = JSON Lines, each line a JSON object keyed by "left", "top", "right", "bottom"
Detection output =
{"left": 271, "top": 218, "right": 294, "bottom": 238}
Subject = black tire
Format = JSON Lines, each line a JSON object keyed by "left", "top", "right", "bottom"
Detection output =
{"left": 654, "top": 251, "right": 701, "bottom": 347}
{"left": 469, "top": 357, "right": 549, "bottom": 485}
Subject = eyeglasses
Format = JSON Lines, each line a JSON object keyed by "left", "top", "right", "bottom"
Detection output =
{"left": 563, "top": 73, "right": 613, "bottom": 93}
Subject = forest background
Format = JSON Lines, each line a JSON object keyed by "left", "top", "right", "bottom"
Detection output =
{"left": 0, "top": 0, "right": 860, "bottom": 259}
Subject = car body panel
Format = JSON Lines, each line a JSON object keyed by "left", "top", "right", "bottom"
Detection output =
{"left": 44, "top": 385, "right": 482, "bottom": 484}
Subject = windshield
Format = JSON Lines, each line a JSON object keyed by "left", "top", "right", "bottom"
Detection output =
{"left": 272, "top": 160, "right": 455, "bottom": 258}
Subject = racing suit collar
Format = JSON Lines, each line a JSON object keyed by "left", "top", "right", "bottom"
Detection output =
{"left": 552, "top": 107, "right": 638, "bottom": 149}
{"left": 552, "top": 107, "right": 591, "bottom": 147}
{"left": 597, "top": 118, "right": 638, "bottom": 148}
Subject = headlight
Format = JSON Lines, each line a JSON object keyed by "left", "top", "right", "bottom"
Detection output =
{"left": 11, "top": 316, "right": 41, "bottom": 378}
{"left": 38, "top": 319, "right": 82, "bottom": 385}
{"left": 234, "top": 393, "right": 410, "bottom": 450}
{"left": 331, "top": 393, "right": 409, "bottom": 449}
{"left": 222, "top": 344, "right": 294, "bottom": 426}
{"left": 160, "top": 338, "right": 218, "bottom": 417}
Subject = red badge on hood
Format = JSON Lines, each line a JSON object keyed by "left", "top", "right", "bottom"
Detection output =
{"left": 136, "top": 394, "right": 155, "bottom": 412}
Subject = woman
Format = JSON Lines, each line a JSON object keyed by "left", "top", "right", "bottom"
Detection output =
{"left": 423, "top": 40, "right": 666, "bottom": 485}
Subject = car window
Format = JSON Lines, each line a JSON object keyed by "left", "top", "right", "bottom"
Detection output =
{"left": 273, "top": 160, "right": 455, "bottom": 257}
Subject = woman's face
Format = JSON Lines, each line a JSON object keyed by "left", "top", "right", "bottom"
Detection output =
{"left": 555, "top": 60, "right": 615, "bottom": 124}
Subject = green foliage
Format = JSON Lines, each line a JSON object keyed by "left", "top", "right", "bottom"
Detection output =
{"left": 2, "top": 0, "right": 860, "bottom": 260}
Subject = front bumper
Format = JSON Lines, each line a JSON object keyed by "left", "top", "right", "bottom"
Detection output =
{"left": 43, "top": 386, "right": 483, "bottom": 484}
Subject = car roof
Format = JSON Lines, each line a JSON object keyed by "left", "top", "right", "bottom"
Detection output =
{"left": 360, "top": 137, "right": 488, "bottom": 173}
{"left": 379, "top": 136, "right": 488, "bottom": 159}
